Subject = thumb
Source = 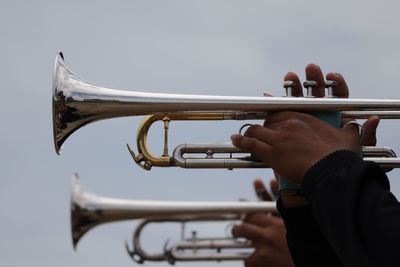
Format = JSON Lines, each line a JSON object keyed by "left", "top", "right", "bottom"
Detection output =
{"left": 342, "top": 121, "right": 362, "bottom": 153}
{"left": 342, "top": 120, "right": 362, "bottom": 135}
{"left": 361, "top": 116, "right": 379, "bottom": 146}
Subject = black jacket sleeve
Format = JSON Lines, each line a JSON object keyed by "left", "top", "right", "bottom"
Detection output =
{"left": 277, "top": 198, "right": 343, "bottom": 267}
{"left": 300, "top": 150, "right": 400, "bottom": 267}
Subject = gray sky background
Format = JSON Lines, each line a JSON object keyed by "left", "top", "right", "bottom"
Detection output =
{"left": 2, "top": 1, "right": 400, "bottom": 267}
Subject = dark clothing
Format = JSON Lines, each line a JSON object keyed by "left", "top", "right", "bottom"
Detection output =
{"left": 277, "top": 150, "right": 400, "bottom": 267}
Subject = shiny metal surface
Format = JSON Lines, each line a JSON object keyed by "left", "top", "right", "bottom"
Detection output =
{"left": 71, "top": 174, "right": 275, "bottom": 263}
{"left": 53, "top": 52, "right": 400, "bottom": 155}
{"left": 165, "top": 216, "right": 253, "bottom": 262}
{"left": 126, "top": 218, "right": 252, "bottom": 264}
{"left": 130, "top": 113, "right": 400, "bottom": 170}
{"left": 173, "top": 143, "right": 265, "bottom": 168}
{"left": 172, "top": 144, "right": 400, "bottom": 170}
{"left": 168, "top": 238, "right": 251, "bottom": 262}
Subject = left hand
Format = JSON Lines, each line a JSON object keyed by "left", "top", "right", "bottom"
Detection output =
{"left": 231, "top": 64, "right": 379, "bottom": 185}
{"left": 232, "top": 179, "right": 294, "bottom": 267}
{"left": 232, "top": 212, "right": 294, "bottom": 267}
{"left": 231, "top": 111, "right": 361, "bottom": 184}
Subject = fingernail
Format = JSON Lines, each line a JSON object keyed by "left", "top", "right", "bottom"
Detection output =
{"left": 334, "top": 72, "right": 343, "bottom": 78}
{"left": 231, "top": 225, "right": 239, "bottom": 237}
{"left": 230, "top": 134, "right": 241, "bottom": 144}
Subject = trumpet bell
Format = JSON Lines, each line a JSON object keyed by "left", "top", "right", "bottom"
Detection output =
{"left": 52, "top": 52, "right": 140, "bottom": 154}
{"left": 52, "top": 52, "right": 65, "bottom": 155}
{"left": 52, "top": 52, "right": 101, "bottom": 155}
{"left": 52, "top": 52, "right": 151, "bottom": 154}
{"left": 70, "top": 173, "right": 103, "bottom": 248}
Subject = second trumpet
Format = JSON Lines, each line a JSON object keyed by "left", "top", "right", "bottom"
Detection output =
{"left": 71, "top": 174, "right": 276, "bottom": 263}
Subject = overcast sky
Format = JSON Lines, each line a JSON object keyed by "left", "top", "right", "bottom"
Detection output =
{"left": 2, "top": 1, "right": 400, "bottom": 267}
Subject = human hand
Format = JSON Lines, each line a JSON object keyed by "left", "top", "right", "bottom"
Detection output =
{"left": 232, "top": 213, "right": 294, "bottom": 267}
{"left": 232, "top": 179, "right": 294, "bottom": 267}
{"left": 283, "top": 64, "right": 380, "bottom": 147}
{"left": 231, "top": 111, "right": 362, "bottom": 184}
{"left": 253, "top": 179, "right": 278, "bottom": 201}
{"left": 231, "top": 64, "right": 380, "bottom": 185}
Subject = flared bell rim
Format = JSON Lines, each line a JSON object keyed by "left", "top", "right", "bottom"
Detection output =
{"left": 52, "top": 51, "right": 64, "bottom": 155}
{"left": 70, "top": 173, "right": 96, "bottom": 249}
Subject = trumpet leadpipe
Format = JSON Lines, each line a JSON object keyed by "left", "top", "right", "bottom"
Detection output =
{"left": 342, "top": 111, "right": 400, "bottom": 120}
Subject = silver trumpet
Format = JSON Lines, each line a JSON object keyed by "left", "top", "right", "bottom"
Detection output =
{"left": 71, "top": 174, "right": 276, "bottom": 263}
{"left": 53, "top": 52, "right": 400, "bottom": 170}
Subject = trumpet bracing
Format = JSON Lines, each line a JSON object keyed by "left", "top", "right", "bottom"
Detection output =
{"left": 71, "top": 174, "right": 276, "bottom": 263}
{"left": 53, "top": 52, "right": 400, "bottom": 170}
